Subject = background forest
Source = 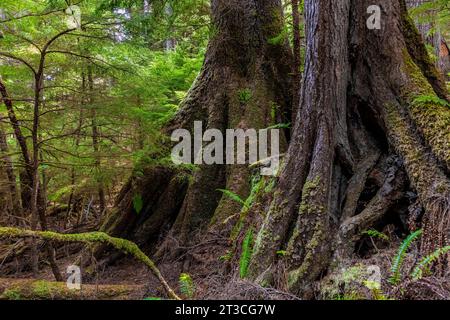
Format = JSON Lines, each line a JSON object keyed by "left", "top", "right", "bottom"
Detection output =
{"left": 0, "top": 0, "right": 449, "bottom": 300}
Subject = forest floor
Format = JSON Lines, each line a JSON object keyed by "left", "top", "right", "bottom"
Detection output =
{"left": 1, "top": 215, "right": 449, "bottom": 300}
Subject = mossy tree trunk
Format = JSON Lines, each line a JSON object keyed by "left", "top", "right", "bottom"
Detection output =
{"left": 100, "top": 0, "right": 448, "bottom": 299}
{"left": 248, "top": 0, "right": 450, "bottom": 298}
{"left": 100, "top": 0, "right": 294, "bottom": 255}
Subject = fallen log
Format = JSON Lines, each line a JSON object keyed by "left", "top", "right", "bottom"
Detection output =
{"left": 0, "top": 278, "right": 145, "bottom": 300}
{"left": 0, "top": 227, "right": 181, "bottom": 300}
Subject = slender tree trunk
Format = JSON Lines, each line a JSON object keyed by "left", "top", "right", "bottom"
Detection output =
{"left": 0, "top": 78, "right": 33, "bottom": 211}
{"left": 29, "top": 56, "right": 63, "bottom": 281}
{"left": 88, "top": 67, "right": 106, "bottom": 215}
{"left": 66, "top": 73, "right": 85, "bottom": 227}
{"left": 0, "top": 117, "right": 21, "bottom": 217}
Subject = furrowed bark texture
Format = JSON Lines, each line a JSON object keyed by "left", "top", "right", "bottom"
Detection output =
{"left": 249, "top": 0, "right": 449, "bottom": 298}
{"left": 99, "top": 0, "right": 449, "bottom": 300}
{"left": 166, "top": 0, "right": 293, "bottom": 245}
{"left": 102, "top": 0, "right": 294, "bottom": 257}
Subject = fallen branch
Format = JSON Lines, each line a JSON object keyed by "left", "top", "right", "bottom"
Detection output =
{"left": 0, "top": 227, "right": 181, "bottom": 300}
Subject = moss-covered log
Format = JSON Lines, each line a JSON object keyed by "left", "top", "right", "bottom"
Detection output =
{"left": 0, "top": 278, "right": 145, "bottom": 300}
{"left": 0, "top": 227, "right": 180, "bottom": 300}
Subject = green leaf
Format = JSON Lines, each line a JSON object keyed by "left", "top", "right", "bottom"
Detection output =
{"left": 179, "top": 273, "right": 195, "bottom": 298}
{"left": 217, "top": 189, "right": 247, "bottom": 209}
{"left": 239, "top": 228, "right": 254, "bottom": 278}
{"left": 389, "top": 229, "right": 422, "bottom": 285}
{"left": 411, "top": 245, "right": 450, "bottom": 280}
{"left": 133, "top": 194, "right": 143, "bottom": 214}
{"left": 362, "top": 229, "right": 389, "bottom": 241}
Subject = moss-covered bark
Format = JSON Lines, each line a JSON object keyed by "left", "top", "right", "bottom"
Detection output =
{"left": 247, "top": 0, "right": 450, "bottom": 298}
{"left": 0, "top": 278, "right": 145, "bottom": 300}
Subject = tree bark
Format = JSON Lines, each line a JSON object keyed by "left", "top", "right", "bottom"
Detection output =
{"left": 0, "top": 118, "right": 21, "bottom": 217}
{"left": 0, "top": 79, "right": 33, "bottom": 211}
{"left": 249, "top": 0, "right": 449, "bottom": 298}
{"left": 101, "top": 0, "right": 294, "bottom": 257}
{"left": 100, "top": 0, "right": 449, "bottom": 300}
{"left": 291, "top": 0, "right": 302, "bottom": 125}
{"left": 88, "top": 66, "right": 107, "bottom": 215}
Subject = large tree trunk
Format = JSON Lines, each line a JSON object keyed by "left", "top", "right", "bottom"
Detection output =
{"left": 99, "top": 0, "right": 449, "bottom": 299}
{"left": 99, "top": 0, "right": 293, "bottom": 257}
{"left": 249, "top": 0, "right": 449, "bottom": 298}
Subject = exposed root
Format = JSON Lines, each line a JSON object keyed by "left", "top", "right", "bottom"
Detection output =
{"left": 336, "top": 156, "right": 406, "bottom": 259}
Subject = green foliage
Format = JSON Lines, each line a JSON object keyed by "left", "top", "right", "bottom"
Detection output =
{"left": 362, "top": 229, "right": 389, "bottom": 241}
{"left": 413, "top": 95, "right": 450, "bottom": 108}
{"left": 0, "top": 0, "right": 207, "bottom": 213}
{"left": 1, "top": 289, "right": 22, "bottom": 300}
{"left": 179, "top": 273, "right": 195, "bottom": 299}
{"left": 219, "top": 250, "right": 232, "bottom": 262}
{"left": 409, "top": 0, "right": 450, "bottom": 35}
{"left": 48, "top": 185, "right": 75, "bottom": 202}
{"left": 267, "top": 25, "right": 288, "bottom": 45}
{"left": 217, "top": 189, "right": 248, "bottom": 209}
{"left": 239, "top": 228, "right": 254, "bottom": 279}
{"left": 411, "top": 246, "right": 450, "bottom": 280}
{"left": 266, "top": 123, "right": 291, "bottom": 130}
{"left": 132, "top": 194, "right": 144, "bottom": 214}
{"left": 237, "top": 88, "right": 253, "bottom": 104}
{"left": 389, "top": 229, "right": 423, "bottom": 285}
{"left": 276, "top": 250, "right": 287, "bottom": 256}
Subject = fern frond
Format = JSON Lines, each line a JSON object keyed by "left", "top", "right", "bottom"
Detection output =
{"left": 362, "top": 229, "right": 389, "bottom": 241}
{"left": 411, "top": 246, "right": 450, "bottom": 280}
{"left": 132, "top": 194, "right": 144, "bottom": 214}
{"left": 179, "top": 273, "right": 195, "bottom": 298}
{"left": 389, "top": 229, "right": 423, "bottom": 285}
{"left": 413, "top": 95, "right": 450, "bottom": 108}
{"left": 217, "top": 189, "right": 248, "bottom": 209}
{"left": 239, "top": 228, "right": 254, "bottom": 278}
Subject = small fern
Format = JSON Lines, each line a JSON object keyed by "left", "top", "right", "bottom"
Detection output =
{"left": 132, "top": 194, "right": 143, "bottom": 214}
{"left": 411, "top": 246, "right": 450, "bottom": 280}
{"left": 362, "top": 229, "right": 389, "bottom": 241}
{"left": 239, "top": 228, "right": 254, "bottom": 279}
{"left": 179, "top": 273, "right": 195, "bottom": 298}
{"left": 389, "top": 229, "right": 423, "bottom": 285}
{"left": 237, "top": 88, "right": 252, "bottom": 104}
{"left": 276, "top": 250, "right": 287, "bottom": 256}
{"left": 217, "top": 189, "right": 248, "bottom": 209}
{"left": 266, "top": 123, "right": 291, "bottom": 130}
{"left": 413, "top": 95, "right": 450, "bottom": 108}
